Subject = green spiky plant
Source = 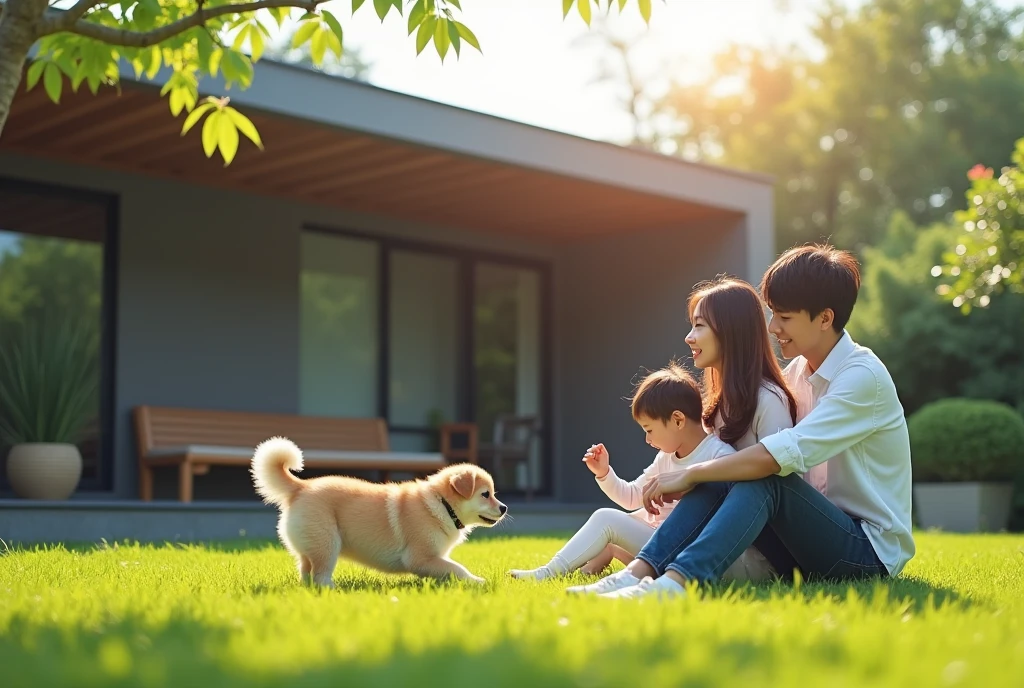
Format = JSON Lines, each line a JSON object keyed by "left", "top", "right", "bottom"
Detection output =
{"left": 0, "top": 318, "right": 99, "bottom": 446}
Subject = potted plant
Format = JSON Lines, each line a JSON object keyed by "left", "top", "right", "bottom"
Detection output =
{"left": 910, "top": 398, "right": 1024, "bottom": 532}
{"left": 0, "top": 319, "right": 99, "bottom": 500}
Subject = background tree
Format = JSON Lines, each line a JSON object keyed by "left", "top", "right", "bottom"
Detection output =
{"left": 643, "top": 0, "right": 1024, "bottom": 252}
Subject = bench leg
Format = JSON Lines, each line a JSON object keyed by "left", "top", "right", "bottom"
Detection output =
{"left": 178, "top": 462, "right": 194, "bottom": 503}
{"left": 139, "top": 463, "right": 153, "bottom": 501}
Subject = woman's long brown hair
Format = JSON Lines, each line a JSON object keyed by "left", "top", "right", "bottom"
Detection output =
{"left": 688, "top": 277, "right": 797, "bottom": 446}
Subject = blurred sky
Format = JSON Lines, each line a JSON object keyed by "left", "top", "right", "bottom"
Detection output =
{"left": 313, "top": 0, "right": 829, "bottom": 144}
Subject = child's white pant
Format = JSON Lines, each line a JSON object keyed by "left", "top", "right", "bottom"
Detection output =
{"left": 550, "top": 507, "right": 776, "bottom": 582}
{"left": 549, "top": 508, "right": 654, "bottom": 572}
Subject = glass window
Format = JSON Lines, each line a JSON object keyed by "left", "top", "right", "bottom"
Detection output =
{"left": 474, "top": 263, "right": 543, "bottom": 491}
{"left": 299, "top": 232, "right": 379, "bottom": 417}
{"left": 388, "top": 250, "right": 459, "bottom": 429}
{"left": 0, "top": 183, "right": 108, "bottom": 488}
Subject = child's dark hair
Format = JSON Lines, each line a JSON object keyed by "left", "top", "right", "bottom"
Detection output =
{"left": 630, "top": 361, "right": 703, "bottom": 423}
{"left": 759, "top": 243, "right": 861, "bottom": 332}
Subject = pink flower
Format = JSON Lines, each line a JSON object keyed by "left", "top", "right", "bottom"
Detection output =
{"left": 968, "top": 164, "right": 994, "bottom": 181}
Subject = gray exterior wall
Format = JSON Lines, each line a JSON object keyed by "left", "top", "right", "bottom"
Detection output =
{"left": 1, "top": 150, "right": 771, "bottom": 504}
{"left": 552, "top": 219, "right": 751, "bottom": 503}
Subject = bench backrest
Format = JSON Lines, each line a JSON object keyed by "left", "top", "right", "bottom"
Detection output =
{"left": 134, "top": 405, "right": 389, "bottom": 455}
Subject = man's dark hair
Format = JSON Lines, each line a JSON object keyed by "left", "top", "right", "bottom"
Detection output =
{"left": 760, "top": 244, "right": 861, "bottom": 332}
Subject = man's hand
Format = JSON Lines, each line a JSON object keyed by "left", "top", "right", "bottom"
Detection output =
{"left": 583, "top": 443, "right": 611, "bottom": 479}
{"left": 641, "top": 469, "right": 696, "bottom": 515}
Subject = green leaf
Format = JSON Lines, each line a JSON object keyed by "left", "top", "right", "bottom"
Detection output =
{"left": 217, "top": 111, "right": 240, "bottom": 165}
{"left": 638, "top": 0, "right": 651, "bottom": 22}
{"left": 196, "top": 30, "right": 214, "bottom": 72}
{"left": 352, "top": 0, "right": 366, "bottom": 12}
{"left": 223, "top": 51, "right": 253, "bottom": 88}
{"left": 250, "top": 26, "right": 265, "bottom": 62}
{"left": 43, "top": 63, "right": 62, "bottom": 103}
{"left": 169, "top": 86, "right": 187, "bottom": 116}
{"left": 232, "top": 24, "right": 250, "bottom": 52}
{"left": 322, "top": 10, "right": 345, "bottom": 46}
{"left": 416, "top": 16, "right": 436, "bottom": 55}
{"left": 563, "top": 0, "right": 574, "bottom": 19}
{"left": 26, "top": 60, "right": 45, "bottom": 90}
{"left": 146, "top": 45, "right": 161, "bottom": 80}
{"left": 325, "top": 30, "right": 343, "bottom": 59}
{"left": 433, "top": 15, "right": 450, "bottom": 60}
{"left": 448, "top": 0, "right": 461, "bottom": 8}
{"left": 267, "top": 7, "right": 291, "bottom": 28}
{"left": 311, "top": 28, "right": 328, "bottom": 65}
{"left": 617, "top": 0, "right": 626, "bottom": 10}
{"left": 72, "top": 62, "right": 88, "bottom": 92}
{"left": 209, "top": 49, "right": 222, "bottom": 78}
{"left": 453, "top": 21, "right": 480, "bottom": 52}
{"left": 373, "top": 0, "right": 392, "bottom": 21}
{"left": 225, "top": 107, "right": 263, "bottom": 149}
{"left": 202, "top": 110, "right": 221, "bottom": 158}
{"left": 180, "top": 102, "right": 215, "bottom": 135}
{"left": 578, "top": 0, "right": 591, "bottom": 24}
{"left": 291, "top": 20, "right": 319, "bottom": 48}
{"left": 448, "top": 20, "right": 461, "bottom": 57}
{"left": 407, "top": 0, "right": 426, "bottom": 35}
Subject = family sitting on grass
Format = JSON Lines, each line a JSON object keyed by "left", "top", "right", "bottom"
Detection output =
{"left": 510, "top": 243, "right": 914, "bottom": 599}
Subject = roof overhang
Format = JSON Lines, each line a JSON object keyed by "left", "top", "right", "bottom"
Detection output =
{"left": 2, "top": 59, "right": 771, "bottom": 242}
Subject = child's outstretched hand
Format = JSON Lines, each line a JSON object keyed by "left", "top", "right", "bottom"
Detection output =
{"left": 583, "top": 443, "right": 610, "bottom": 479}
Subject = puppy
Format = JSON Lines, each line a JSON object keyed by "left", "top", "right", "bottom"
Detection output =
{"left": 251, "top": 436, "right": 507, "bottom": 587}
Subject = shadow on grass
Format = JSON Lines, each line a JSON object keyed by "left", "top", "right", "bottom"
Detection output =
{"left": 0, "top": 615, "right": 578, "bottom": 688}
{"left": 696, "top": 574, "right": 970, "bottom": 612}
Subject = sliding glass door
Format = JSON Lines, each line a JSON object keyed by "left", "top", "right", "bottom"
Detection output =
{"left": 298, "top": 227, "right": 549, "bottom": 495}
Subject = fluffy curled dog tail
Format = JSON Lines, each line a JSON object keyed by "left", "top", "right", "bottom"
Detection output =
{"left": 251, "top": 436, "right": 304, "bottom": 506}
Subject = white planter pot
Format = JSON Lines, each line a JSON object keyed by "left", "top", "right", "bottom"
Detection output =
{"left": 914, "top": 482, "right": 1014, "bottom": 533}
{"left": 5, "top": 443, "right": 83, "bottom": 500}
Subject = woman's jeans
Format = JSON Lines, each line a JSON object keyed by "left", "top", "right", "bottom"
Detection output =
{"left": 635, "top": 473, "right": 888, "bottom": 582}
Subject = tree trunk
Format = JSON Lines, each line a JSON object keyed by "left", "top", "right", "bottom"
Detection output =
{"left": 0, "top": 0, "right": 48, "bottom": 139}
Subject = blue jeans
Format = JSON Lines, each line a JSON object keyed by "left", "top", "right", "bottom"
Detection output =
{"left": 636, "top": 473, "right": 888, "bottom": 582}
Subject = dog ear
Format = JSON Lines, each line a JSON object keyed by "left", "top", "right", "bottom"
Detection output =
{"left": 449, "top": 470, "right": 476, "bottom": 499}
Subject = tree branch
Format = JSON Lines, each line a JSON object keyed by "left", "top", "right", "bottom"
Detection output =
{"left": 38, "top": 0, "right": 321, "bottom": 46}
{"left": 59, "top": 0, "right": 107, "bottom": 26}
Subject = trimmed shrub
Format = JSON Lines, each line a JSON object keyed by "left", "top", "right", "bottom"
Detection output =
{"left": 909, "top": 398, "right": 1024, "bottom": 482}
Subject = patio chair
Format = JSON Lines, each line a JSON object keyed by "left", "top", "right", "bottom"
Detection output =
{"left": 477, "top": 414, "right": 541, "bottom": 500}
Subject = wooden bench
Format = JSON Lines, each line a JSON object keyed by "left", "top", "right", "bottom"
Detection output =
{"left": 134, "top": 405, "right": 476, "bottom": 503}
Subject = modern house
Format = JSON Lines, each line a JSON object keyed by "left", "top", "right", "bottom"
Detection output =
{"left": 0, "top": 59, "right": 774, "bottom": 542}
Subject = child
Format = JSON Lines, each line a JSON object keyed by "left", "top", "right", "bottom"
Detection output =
{"left": 509, "top": 362, "right": 764, "bottom": 581}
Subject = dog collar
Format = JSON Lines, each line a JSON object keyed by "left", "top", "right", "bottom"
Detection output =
{"left": 440, "top": 496, "right": 464, "bottom": 530}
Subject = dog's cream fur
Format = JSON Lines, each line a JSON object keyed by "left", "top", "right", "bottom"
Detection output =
{"left": 251, "top": 437, "right": 506, "bottom": 587}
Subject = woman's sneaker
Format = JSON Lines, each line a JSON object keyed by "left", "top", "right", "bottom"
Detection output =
{"left": 565, "top": 569, "right": 641, "bottom": 595}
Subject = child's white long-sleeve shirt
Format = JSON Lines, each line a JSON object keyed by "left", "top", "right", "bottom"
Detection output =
{"left": 594, "top": 433, "right": 736, "bottom": 527}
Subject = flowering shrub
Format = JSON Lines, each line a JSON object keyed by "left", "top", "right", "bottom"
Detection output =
{"left": 936, "top": 137, "right": 1024, "bottom": 312}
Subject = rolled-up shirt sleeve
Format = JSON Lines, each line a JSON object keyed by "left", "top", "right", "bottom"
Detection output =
{"left": 760, "top": 364, "right": 879, "bottom": 476}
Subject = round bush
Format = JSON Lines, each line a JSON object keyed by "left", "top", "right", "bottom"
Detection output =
{"left": 909, "top": 398, "right": 1024, "bottom": 482}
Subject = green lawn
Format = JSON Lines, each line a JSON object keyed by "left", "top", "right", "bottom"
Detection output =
{"left": 1, "top": 531, "right": 1022, "bottom": 687}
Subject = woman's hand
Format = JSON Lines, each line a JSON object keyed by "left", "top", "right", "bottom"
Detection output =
{"left": 642, "top": 469, "right": 696, "bottom": 515}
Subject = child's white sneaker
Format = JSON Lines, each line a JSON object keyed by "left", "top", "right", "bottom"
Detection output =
{"left": 565, "top": 569, "right": 641, "bottom": 595}
{"left": 598, "top": 575, "right": 686, "bottom": 600}
{"left": 509, "top": 565, "right": 557, "bottom": 581}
